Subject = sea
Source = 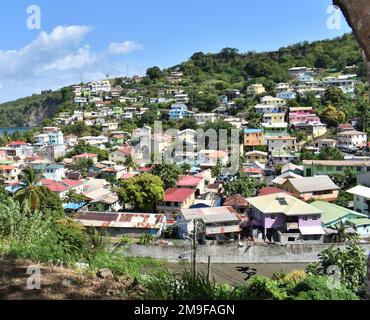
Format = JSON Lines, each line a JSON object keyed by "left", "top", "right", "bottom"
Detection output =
{"left": 0, "top": 127, "right": 31, "bottom": 135}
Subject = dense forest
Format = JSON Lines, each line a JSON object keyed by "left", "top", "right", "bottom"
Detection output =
{"left": 0, "top": 33, "right": 366, "bottom": 128}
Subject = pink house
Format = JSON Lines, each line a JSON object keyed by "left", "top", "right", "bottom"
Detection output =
{"left": 288, "top": 107, "right": 321, "bottom": 125}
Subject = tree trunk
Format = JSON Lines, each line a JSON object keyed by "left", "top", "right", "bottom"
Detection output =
{"left": 333, "top": 0, "right": 370, "bottom": 96}
{"left": 332, "top": 0, "right": 369, "bottom": 298}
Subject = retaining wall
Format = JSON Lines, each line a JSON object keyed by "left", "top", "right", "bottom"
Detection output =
{"left": 120, "top": 243, "right": 370, "bottom": 264}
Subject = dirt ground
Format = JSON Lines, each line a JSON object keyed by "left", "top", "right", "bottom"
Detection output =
{"left": 0, "top": 258, "right": 144, "bottom": 300}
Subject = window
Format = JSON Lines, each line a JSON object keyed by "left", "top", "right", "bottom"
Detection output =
{"left": 303, "top": 217, "right": 308, "bottom": 221}
{"left": 312, "top": 216, "right": 318, "bottom": 221}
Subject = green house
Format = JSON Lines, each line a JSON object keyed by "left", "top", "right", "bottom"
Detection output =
{"left": 303, "top": 160, "right": 370, "bottom": 177}
{"left": 310, "top": 201, "right": 368, "bottom": 228}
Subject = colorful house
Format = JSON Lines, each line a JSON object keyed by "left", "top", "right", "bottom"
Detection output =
{"left": 347, "top": 185, "right": 370, "bottom": 215}
{"left": 157, "top": 188, "right": 196, "bottom": 217}
{"left": 302, "top": 160, "right": 370, "bottom": 177}
{"left": 247, "top": 193, "right": 325, "bottom": 243}
{"left": 244, "top": 129, "right": 264, "bottom": 147}
{"left": 281, "top": 176, "right": 340, "bottom": 202}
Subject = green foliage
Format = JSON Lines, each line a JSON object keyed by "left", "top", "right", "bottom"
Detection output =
{"left": 223, "top": 171, "right": 262, "bottom": 198}
{"left": 65, "top": 190, "right": 87, "bottom": 204}
{"left": 237, "top": 276, "right": 288, "bottom": 300}
{"left": 306, "top": 244, "right": 367, "bottom": 293}
{"left": 119, "top": 235, "right": 134, "bottom": 244}
{"left": 138, "top": 234, "right": 155, "bottom": 245}
{"left": 64, "top": 141, "right": 108, "bottom": 162}
{"left": 0, "top": 197, "right": 51, "bottom": 245}
{"left": 116, "top": 173, "right": 164, "bottom": 211}
{"left": 211, "top": 160, "right": 223, "bottom": 178}
{"left": 143, "top": 271, "right": 233, "bottom": 300}
{"left": 72, "top": 158, "right": 94, "bottom": 175}
{"left": 292, "top": 276, "right": 359, "bottom": 300}
{"left": 150, "top": 162, "right": 181, "bottom": 189}
{"left": 301, "top": 147, "right": 344, "bottom": 161}
{"left": 0, "top": 90, "right": 64, "bottom": 127}
{"left": 146, "top": 66, "right": 163, "bottom": 80}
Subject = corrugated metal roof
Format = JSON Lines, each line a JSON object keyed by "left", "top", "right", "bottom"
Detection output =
{"left": 74, "top": 211, "right": 166, "bottom": 229}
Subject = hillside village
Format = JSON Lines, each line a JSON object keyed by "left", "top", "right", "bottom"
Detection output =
{"left": 0, "top": 36, "right": 369, "bottom": 248}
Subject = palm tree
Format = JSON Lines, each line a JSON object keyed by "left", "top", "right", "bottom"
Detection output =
{"left": 124, "top": 155, "right": 138, "bottom": 172}
{"left": 15, "top": 167, "right": 43, "bottom": 211}
{"left": 332, "top": 222, "right": 360, "bottom": 243}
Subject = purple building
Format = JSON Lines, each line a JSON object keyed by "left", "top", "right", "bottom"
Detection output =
{"left": 246, "top": 193, "right": 325, "bottom": 243}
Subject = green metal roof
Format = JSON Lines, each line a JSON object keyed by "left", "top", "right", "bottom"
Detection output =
{"left": 348, "top": 218, "right": 370, "bottom": 227}
{"left": 310, "top": 201, "right": 367, "bottom": 226}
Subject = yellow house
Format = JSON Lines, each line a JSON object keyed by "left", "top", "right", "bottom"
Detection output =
{"left": 247, "top": 84, "right": 266, "bottom": 96}
{"left": 245, "top": 151, "right": 268, "bottom": 164}
{"left": 262, "top": 113, "right": 286, "bottom": 124}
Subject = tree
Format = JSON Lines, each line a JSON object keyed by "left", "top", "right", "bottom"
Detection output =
{"left": 15, "top": 168, "right": 43, "bottom": 211}
{"left": 151, "top": 162, "right": 181, "bottom": 189}
{"left": 331, "top": 222, "right": 360, "bottom": 243}
{"left": 324, "top": 87, "right": 346, "bottom": 105}
{"left": 146, "top": 66, "right": 163, "bottom": 80}
{"left": 72, "top": 158, "right": 94, "bottom": 175}
{"left": 318, "top": 147, "right": 344, "bottom": 161}
{"left": 116, "top": 174, "right": 164, "bottom": 212}
{"left": 123, "top": 155, "right": 138, "bottom": 172}
{"left": 211, "top": 160, "right": 223, "bottom": 178}
{"left": 308, "top": 244, "right": 367, "bottom": 293}
{"left": 66, "top": 190, "right": 87, "bottom": 204}
{"left": 321, "top": 105, "right": 346, "bottom": 127}
{"left": 223, "top": 171, "right": 261, "bottom": 198}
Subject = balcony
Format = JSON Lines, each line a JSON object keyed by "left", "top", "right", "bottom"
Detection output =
{"left": 285, "top": 222, "right": 299, "bottom": 231}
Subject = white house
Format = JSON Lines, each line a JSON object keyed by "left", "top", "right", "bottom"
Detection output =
{"left": 337, "top": 131, "right": 367, "bottom": 149}
{"left": 347, "top": 185, "right": 370, "bottom": 215}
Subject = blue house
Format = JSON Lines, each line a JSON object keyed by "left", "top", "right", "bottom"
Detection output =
{"left": 277, "top": 91, "right": 297, "bottom": 100}
{"left": 169, "top": 104, "right": 192, "bottom": 120}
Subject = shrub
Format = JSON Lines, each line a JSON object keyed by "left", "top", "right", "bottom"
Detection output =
{"left": 292, "top": 276, "right": 359, "bottom": 300}
{"left": 237, "top": 276, "right": 288, "bottom": 300}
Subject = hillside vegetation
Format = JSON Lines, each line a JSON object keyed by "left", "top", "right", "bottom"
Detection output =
{"left": 0, "top": 33, "right": 366, "bottom": 128}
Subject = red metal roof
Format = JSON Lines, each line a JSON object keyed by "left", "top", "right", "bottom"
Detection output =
{"left": 258, "top": 186, "right": 289, "bottom": 196}
{"left": 120, "top": 173, "right": 138, "bottom": 180}
{"left": 41, "top": 179, "right": 69, "bottom": 193}
{"left": 242, "top": 168, "right": 263, "bottom": 174}
{"left": 9, "top": 141, "right": 27, "bottom": 146}
{"left": 72, "top": 153, "right": 98, "bottom": 159}
{"left": 164, "top": 188, "right": 195, "bottom": 202}
{"left": 0, "top": 165, "right": 16, "bottom": 170}
{"left": 63, "top": 179, "right": 84, "bottom": 187}
{"left": 176, "top": 175, "right": 203, "bottom": 187}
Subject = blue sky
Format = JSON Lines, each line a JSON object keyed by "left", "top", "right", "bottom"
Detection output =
{"left": 0, "top": 0, "right": 351, "bottom": 103}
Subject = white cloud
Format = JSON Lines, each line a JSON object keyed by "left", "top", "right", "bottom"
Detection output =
{"left": 0, "top": 25, "right": 144, "bottom": 103}
{"left": 108, "top": 41, "right": 143, "bottom": 55}
{"left": 42, "top": 45, "right": 98, "bottom": 71}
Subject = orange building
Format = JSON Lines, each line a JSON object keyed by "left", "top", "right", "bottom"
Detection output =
{"left": 244, "top": 129, "right": 264, "bottom": 147}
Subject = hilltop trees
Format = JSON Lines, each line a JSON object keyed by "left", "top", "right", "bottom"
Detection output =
{"left": 146, "top": 66, "right": 163, "bottom": 80}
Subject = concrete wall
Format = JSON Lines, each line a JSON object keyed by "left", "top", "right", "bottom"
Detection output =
{"left": 120, "top": 243, "right": 370, "bottom": 264}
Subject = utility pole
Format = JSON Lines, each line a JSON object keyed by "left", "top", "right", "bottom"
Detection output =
{"left": 207, "top": 256, "right": 212, "bottom": 281}
{"left": 192, "top": 219, "right": 197, "bottom": 277}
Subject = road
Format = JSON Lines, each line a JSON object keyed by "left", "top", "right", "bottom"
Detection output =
{"left": 147, "top": 262, "right": 310, "bottom": 285}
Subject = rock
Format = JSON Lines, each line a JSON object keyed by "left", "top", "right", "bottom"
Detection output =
{"left": 62, "top": 279, "right": 75, "bottom": 287}
{"left": 97, "top": 268, "right": 113, "bottom": 279}
{"left": 75, "top": 262, "right": 89, "bottom": 271}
